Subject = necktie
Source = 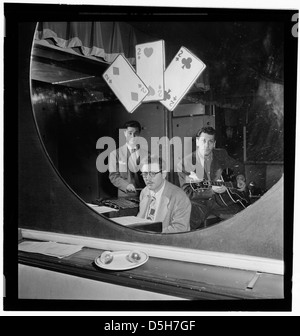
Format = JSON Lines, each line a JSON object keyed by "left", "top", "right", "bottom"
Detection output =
{"left": 131, "top": 145, "right": 141, "bottom": 166}
{"left": 204, "top": 157, "right": 211, "bottom": 181}
{"left": 131, "top": 147, "right": 140, "bottom": 164}
{"left": 128, "top": 148, "right": 138, "bottom": 168}
{"left": 146, "top": 195, "right": 156, "bottom": 221}
{"left": 128, "top": 148, "right": 143, "bottom": 189}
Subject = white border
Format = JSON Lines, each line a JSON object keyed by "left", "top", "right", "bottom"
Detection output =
{"left": 2, "top": 0, "right": 299, "bottom": 316}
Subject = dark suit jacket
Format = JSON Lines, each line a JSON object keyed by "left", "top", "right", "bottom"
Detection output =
{"left": 108, "top": 144, "right": 147, "bottom": 197}
{"left": 177, "top": 148, "right": 245, "bottom": 199}
{"left": 137, "top": 180, "right": 191, "bottom": 233}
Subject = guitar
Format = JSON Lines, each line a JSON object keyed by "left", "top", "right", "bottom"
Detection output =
{"left": 190, "top": 171, "right": 250, "bottom": 209}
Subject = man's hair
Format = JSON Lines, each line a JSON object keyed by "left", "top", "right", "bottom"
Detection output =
{"left": 140, "top": 153, "right": 166, "bottom": 171}
{"left": 196, "top": 126, "right": 216, "bottom": 138}
{"left": 123, "top": 120, "right": 142, "bottom": 133}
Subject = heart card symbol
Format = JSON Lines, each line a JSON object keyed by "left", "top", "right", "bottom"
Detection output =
{"left": 148, "top": 86, "right": 155, "bottom": 96}
{"left": 144, "top": 47, "right": 154, "bottom": 57}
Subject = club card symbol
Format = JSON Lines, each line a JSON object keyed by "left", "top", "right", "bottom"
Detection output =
{"left": 131, "top": 92, "right": 139, "bottom": 101}
{"left": 164, "top": 89, "right": 171, "bottom": 100}
{"left": 113, "top": 67, "right": 120, "bottom": 75}
{"left": 148, "top": 86, "right": 155, "bottom": 96}
{"left": 144, "top": 47, "right": 154, "bottom": 57}
{"left": 182, "top": 57, "right": 192, "bottom": 69}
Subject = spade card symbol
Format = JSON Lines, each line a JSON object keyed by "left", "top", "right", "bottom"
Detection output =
{"left": 164, "top": 89, "right": 171, "bottom": 100}
{"left": 144, "top": 47, "right": 154, "bottom": 57}
{"left": 148, "top": 86, "right": 155, "bottom": 96}
{"left": 182, "top": 57, "right": 192, "bottom": 69}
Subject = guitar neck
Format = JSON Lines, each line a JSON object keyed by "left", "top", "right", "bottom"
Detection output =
{"left": 191, "top": 180, "right": 237, "bottom": 189}
{"left": 210, "top": 181, "right": 237, "bottom": 188}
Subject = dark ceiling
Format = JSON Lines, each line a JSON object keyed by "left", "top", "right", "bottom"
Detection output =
{"left": 130, "top": 21, "right": 283, "bottom": 74}
{"left": 132, "top": 21, "right": 281, "bottom": 54}
{"left": 31, "top": 21, "right": 284, "bottom": 105}
{"left": 129, "top": 21, "right": 284, "bottom": 102}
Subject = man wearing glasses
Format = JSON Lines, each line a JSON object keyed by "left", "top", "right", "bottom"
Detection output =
{"left": 137, "top": 154, "right": 191, "bottom": 233}
{"left": 177, "top": 126, "right": 247, "bottom": 230}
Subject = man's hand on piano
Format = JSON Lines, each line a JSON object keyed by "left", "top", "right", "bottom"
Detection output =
{"left": 126, "top": 184, "right": 136, "bottom": 193}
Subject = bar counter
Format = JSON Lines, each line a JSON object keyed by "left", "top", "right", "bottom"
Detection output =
{"left": 18, "top": 238, "right": 284, "bottom": 302}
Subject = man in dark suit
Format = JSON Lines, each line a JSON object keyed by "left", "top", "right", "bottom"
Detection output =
{"left": 108, "top": 120, "right": 147, "bottom": 197}
{"left": 137, "top": 154, "right": 191, "bottom": 233}
{"left": 177, "top": 126, "right": 248, "bottom": 230}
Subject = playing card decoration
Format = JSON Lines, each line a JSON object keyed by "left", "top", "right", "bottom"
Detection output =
{"left": 102, "top": 54, "right": 149, "bottom": 113}
{"left": 136, "top": 40, "right": 165, "bottom": 102}
{"left": 160, "top": 46, "right": 206, "bottom": 111}
{"left": 103, "top": 42, "right": 206, "bottom": 113}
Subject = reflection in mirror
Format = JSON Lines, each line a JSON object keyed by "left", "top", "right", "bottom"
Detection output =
{"left": 30, "top": 20, "right": 284, "bottom": 235}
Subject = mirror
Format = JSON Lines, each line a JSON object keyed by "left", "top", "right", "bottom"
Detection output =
{"left": 30, "top": 19, "right": 284, "bottom": 235}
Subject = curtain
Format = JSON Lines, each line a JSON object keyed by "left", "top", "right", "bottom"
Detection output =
{"left": 35, "top": 22, "right": 137, "bottom": 64}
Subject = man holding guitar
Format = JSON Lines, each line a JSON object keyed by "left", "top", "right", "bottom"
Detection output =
{"left": 177, "top": 126, "right": 249, "bottom": 230}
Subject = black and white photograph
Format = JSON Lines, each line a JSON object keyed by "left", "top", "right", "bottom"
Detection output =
{"left": 2, "top": 1, "right": 300, "bottom": 316}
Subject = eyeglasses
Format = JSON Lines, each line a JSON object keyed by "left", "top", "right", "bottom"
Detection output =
{"left": 141, "top": 171, "right": 162, "bottom": 178}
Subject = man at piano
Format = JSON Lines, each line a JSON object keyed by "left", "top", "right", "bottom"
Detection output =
{"left": 137, "top": 154, "right": 191, "bottom": 233}
{"left": 108, "top": 120, "right": 147, "bottom": 197}
{"left": 177, "top": 126, "right": 248, "bottom": 230}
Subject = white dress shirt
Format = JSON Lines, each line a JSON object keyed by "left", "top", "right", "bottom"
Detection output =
{"left": 126, "top": 144, "right": 140, "bottom": 171}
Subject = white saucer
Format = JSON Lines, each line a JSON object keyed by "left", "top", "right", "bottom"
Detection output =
{"left": 94, "top": 250, "right": 149, "bottom": 271}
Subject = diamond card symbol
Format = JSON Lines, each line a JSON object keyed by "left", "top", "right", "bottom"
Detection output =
{"left": 113, "top": 67, "right": 120, "bottom": 75}
{"left": 131, "top": 92, "right": 139, "bottom": 101}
